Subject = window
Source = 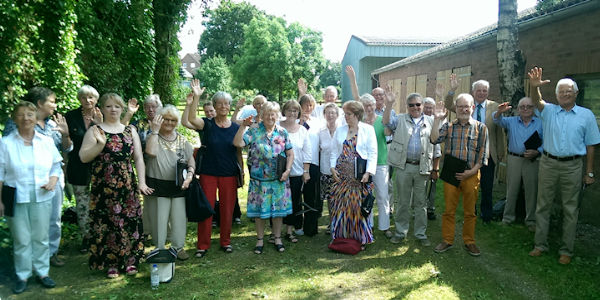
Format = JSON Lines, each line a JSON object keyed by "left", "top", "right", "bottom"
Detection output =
{"left": 183, "top": 63, "right": 187, "bottom": 68}
{"left": 190, "top": 63, "right": 195, "bottom": 68}
{"left": 571, "top": 73, "right": 600, "bottom": 125}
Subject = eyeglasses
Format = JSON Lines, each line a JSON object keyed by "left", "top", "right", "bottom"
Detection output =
{"left": 518, "top": 105, "right": 534, "bottom": 110}
{"left": 456, "top": 105, "right": 472, "bottom": 110}
{"left": 408, "top": 103, "right": 422, "bottom": 108}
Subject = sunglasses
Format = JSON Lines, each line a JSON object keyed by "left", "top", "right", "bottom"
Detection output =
{"left": 408, "top": 103, "right": 422, "bottom": 108}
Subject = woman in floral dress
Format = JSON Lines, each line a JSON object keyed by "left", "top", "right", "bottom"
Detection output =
{"left": 233, "top": 101, "right": 294, "bottom": 254}
{"left": 329, "top": 101, "right": 377, "bottom": 249}
{"left": 79, "top": 93, "right": 153, "bottom": 278}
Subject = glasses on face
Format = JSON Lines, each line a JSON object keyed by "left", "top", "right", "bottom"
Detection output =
{"left": 456, "top": 105, "right": 472, "bottom": 110}
{"left": 408, "top": 103, "right": 422, "bottom": 108}
{"left": 163, "top": 118, "right": 178, "bottom": 123}
{"left": 518, "top": 105, "right": 534, "bottom": 110}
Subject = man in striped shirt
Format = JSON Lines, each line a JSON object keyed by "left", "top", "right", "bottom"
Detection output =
{"left": 431, "top": 93, "right": 489, "bottom": 256}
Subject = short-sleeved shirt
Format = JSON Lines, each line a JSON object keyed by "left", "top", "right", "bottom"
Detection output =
{"left": 243, "top": 123, "right": 292, "bottom": 181}
{"left": 493, "top": 113, "right": 543, "bottom": 154}
{"left": 146, "top": 133, "right": 193, "bottom": 181}
{"left": 535, "top": 103, "right": 600, "bottom": 156}
{"left": 199, "top": 117, "right": 240, "bottom": 177}
{"left": 433, "top": 118, "right": 489, "bottom": 168}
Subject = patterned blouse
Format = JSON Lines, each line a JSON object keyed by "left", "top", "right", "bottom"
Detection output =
{"left": 243, "top": 122, "right": 292, "bottom": 181}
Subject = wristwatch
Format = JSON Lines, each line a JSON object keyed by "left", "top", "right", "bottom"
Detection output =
{"left": 588, "top": 172, "right": 594, "bottom": 178}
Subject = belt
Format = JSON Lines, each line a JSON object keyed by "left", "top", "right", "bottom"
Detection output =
{"left": 406, "top": 160, "right": 419, "bottom": 165}
{"left": 508, "top": 151, "right": 524, "bottom": 158}
{"left": 543, "top": 151, "right": 581, "bottom": 161}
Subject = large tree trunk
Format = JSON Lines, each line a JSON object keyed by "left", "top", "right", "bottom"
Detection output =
{"left": 497, "top": 0, "right": 526, "bottom": 107}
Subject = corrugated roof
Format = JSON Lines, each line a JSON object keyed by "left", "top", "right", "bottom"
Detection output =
{"left": 353, "top": 35, "right": 446, "bottom": 47}
{"left": 372, "top": 0, "right": 594, "bottom": 75}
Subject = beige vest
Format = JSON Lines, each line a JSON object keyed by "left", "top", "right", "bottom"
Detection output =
{"left": 387, "top": 114, "right": 435, "bottom": 175}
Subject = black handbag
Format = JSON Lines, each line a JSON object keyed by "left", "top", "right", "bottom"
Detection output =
{"left": 1, "top": 185, "right": 16, "bottom": 217}
{"left": 185, "top": 179, "right": 215, "bottom": 222}
{"left": 360, "top": 185, "right": 375, "bottom": 218}
{"left": 276, "top": 153, "right": 287, "bottom": 179}
{"left": 175, "top": 160, "right": 188, "bottom": 187}
{"left": 236, "top": 162, "right": 244, "bottom": 188}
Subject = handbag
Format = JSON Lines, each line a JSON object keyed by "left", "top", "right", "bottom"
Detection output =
{"left": 1, "top": 185, "right": 16, "bottom": 217}
{"left": 328, "top": 238, "right": 361, "bottom": 255}
{"left": 360, "top": 186, "right": 375, "bottom": 218}
{"left": 195, "top": 118, "right": 212, "bottom": 175}
{"left": 236, "top": 162, "right": 244, "bottom": 188}
{"left": 276, "top": 153, "right": 287, "bottom": 179}
{"left": 175, "top": 160, "right": 188, "bottom": 187}
{"left": 185, "top": 179, "right": 215, "bottom": 222}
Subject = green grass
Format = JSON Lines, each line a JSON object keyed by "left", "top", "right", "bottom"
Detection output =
{"left": 1, "top": 180, "right": 599, "bottom": 299}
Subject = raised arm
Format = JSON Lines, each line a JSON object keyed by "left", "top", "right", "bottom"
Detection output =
{"left": 181, "top": 93, "right": 194, "bottom": 129}
{"left": 144, "top": 115, "right": 163, "bottom": 157}
{"left": 187, "top": 79, "right": 205, "bottom": 130}
{"left": 444, "top": 73, "right": 459, "bottom": 111}
{"left": 297, "top": 78, "right": 308, "bottom": 99}
{"left": 345, "top": 65, "right": 360, "bottom": 101}
{"left": 231, "top": 98, "right": 245, "bottom": 125}
{"left": 430, "top": 101, "right": 448, "bottom": 144}
{"left": 233, "top": 116, "right": 253, "bottom": 148}
{"left": 121, "top": 98, "right": 139, "bottom": 125}
{"left": 53, "top": 113, "right": 73, "bottom": 152}
{"left": 527, "top": 67, "right": 550, "bottom": 112}
{"left": 79, "top": 125, "right": 107, "bottom": 163}
{"left": 382, "top": 84, "right": 396, "bottom": 126}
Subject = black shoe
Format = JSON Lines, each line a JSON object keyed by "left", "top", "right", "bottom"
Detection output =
{"left": 37, "top": 276, "right": 56, "bottom": 288}
{"left": 13, "top": 280, "right": 27, "bottom": 294}
{"left": 427, "top": 211, "right": 436, "bottom": 220}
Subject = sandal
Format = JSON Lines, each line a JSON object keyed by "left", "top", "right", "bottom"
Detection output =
{"left": 254, "top": 238, "right": 264, "bottom": 254}
{"left": 125, "top": 265, "right": 138, "bottom": 276}
{"left": 221, "top": 245, "right": 233, "bottom": 253}
{"left": 195, "top": 249, "right": 207, "bottom": 258}
{"left": 274, "top": 236, "right": 285, "bottom": 253}
{"left": 268, "top": 234, "right": 275, "bottom": 244}
{"left": 285, "top": 233, "right": 298, "bottom": 243}
{"left": 107, "top": 268, "right": 119, "bottom": 279}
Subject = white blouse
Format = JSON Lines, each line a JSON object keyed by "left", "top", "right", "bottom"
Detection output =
{"left": 318, "top": 126, "right": 337, "bottom": 175}
{"left": 287, "top": 126, "right": 312, "bottom": 177}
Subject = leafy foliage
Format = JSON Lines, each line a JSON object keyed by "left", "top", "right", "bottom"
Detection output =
{"left": 197, "top": 0, "right": 262, "bottom": 65}
{"left": 287, "top": 22, "right": 326, "bottom": 95}
{"left": 195, "top": 55, "right": 232, "bottom": 97}
{"left": 318, "top": 60, "right": 342, "bottom": 90}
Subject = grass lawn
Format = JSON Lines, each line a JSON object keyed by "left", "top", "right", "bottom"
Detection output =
{"left": 1, "top": 179, "right": 599, "bottom": 299}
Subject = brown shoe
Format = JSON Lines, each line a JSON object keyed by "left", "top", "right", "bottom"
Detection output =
{"left": 529, "top": 248, "right": 543, "bottom": 257}
{"left": 434, "top": 242, "right": 453, "bottom": 253}
{"left": 558, "top": 255, "right": 571, "bottom": 265}
{"left": 464, "top": 244, "right": 481, "bottom": 256}
{"left": 177, "top": 248, "right": 190, "bottom": 261}
{"left": 50, "top": 254, "right": 65, "bottom": 267}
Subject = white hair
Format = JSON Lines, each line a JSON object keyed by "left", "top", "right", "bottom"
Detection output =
{"left": 359, "top": 93, "right": 375, "bottom": 105}
{"left": 423, "top": 97, "right": 435, "bottom": 105}
{"left": 144, "top": 94, "right": 163, "bottom": 108}
{"left": 159, "top": 104, "right": 181, "bottom": 125}
{"left": 454, "top": 93, "right": 474, "bottom": 107}
{"left": 555, "top": 78, "right": 579, "bottom": 95}
{"left": 471, "top": 80, "right": 490, "bottom": 91}
{"left": 324, "top": 86, "right": 338, "bottom": 97}
{"left": 406, "top": 93, "right": 423, "bottom": 105}
{"left": 77, "top": 85, "right": 99, "bottom": 100}
{"left": 212, "top": 91, "right": 233, "bottom": 106}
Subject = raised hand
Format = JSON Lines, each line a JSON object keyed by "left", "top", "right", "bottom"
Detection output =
{"left": 496, "top": 102, "right": 512, "bottom": 114}
{"left": 52, "top": 113, "right": 69, "bottom": 136}
{"left": 92, "top": 125, "right": 107, "bottom": 145}
{"left": 383, "top": 84, "right": 396, "bottom": 106}
{"left": 185, "top": 92, "right": 194, "bottom": 106}
{"left": 150, "top": 114, "right": 163, "bottom": 133}
{"left": 528, "top": 67, "right": 551, "bottom": 88}
{"left": 92, "top": 107, "right": 103, "bottom": 124}
{"left": 435, "top": 83, "right": 444, "bottom": 99}
{"left": 449, "top": 73, "right": 459, "bottom": 91}
{"left": 241, "top": 115, "right": 253, "bottom": 127}
{"left": 434, "top": 101, "right": 448, "bottom": 120}
{"left": 297, "top": 78, "right": 307, "bottom": 96}
{"left": 191, "top": 79, "right": 205, "bottom": 98}
{"left": 236, "top": 98, "right": 246, "bottom": 110}
{"left": 127, "top": 98, "right": 139, "bottom": 114}
{"left": 345, "top": 65, "right": 356, "bottom": 79}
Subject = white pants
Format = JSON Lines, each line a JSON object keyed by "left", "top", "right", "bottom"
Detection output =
{"left": 149, "top": 196, "right": 187, "bottom": 249}
{"left": 369, "top": 165, "right": 390, "bottom": 231}
{"left": 143, "top": 195, "right": 157, "bottom": 236}
{"left": 9, "top": 200, "right": 52, "bottom": 280}
{"left": 49, "top": 183, "right": 63, "bottom": 256}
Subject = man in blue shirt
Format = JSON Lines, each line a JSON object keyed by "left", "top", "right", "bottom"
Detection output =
{"left": 493, "top": 97, "right": 543, "bottom": 231}
{"left": 527, "top": 67, "right": 600, "bottom": 265}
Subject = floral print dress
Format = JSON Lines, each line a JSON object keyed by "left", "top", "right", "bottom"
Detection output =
{"left": 88, "top": 126, "right": 144, "bottom": 271}
{"left": 243, "top": 123, "right": 293, "bottom": 219}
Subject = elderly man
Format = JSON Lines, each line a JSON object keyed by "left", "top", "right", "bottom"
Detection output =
{"left": 527, "top": 67, "right": 600, "bottom": 265}
{"left": 373, "top": 87, "right": 395, "bottom": 117}
{"left": 493, "top": 97, "right": 543, "bottom": 231}
{"left": 383, "top": 92, "right": 436, "bottom": 246}
{"left": 423, "top": 97, "right": 442, "bottom": 220}
{"left": 312, "top": 85, "right": 340, "bottom": 119}
{"left": 432, "top": 93, "right": 489, "bottom": 256}
{"left": 445, "top": 75, "right": 505, "bottom": 223}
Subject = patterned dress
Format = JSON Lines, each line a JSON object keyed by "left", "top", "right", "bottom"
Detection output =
{"left": 243, "top": 123, "right": 292, "bottom": 219}
{"left": 88, "top": 126, "right": 144, "bottom": 271}
{"left": 330, "top": 134, "right": 374, "bottom": 244}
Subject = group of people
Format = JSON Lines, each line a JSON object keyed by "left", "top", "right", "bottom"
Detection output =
{"left": 0, "top": 65, "right": 598, "bottom": 294}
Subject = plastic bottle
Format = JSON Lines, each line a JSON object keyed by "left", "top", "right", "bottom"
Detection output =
{"left": 151, "top": 264, "right": 159, "bottom": 290}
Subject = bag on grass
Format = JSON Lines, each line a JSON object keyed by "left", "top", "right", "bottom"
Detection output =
{"left": 146, "top": 248, "right": 177, "bottom": 283}
{"left": 328, "top": 238, "right": 361, "bottom": 255}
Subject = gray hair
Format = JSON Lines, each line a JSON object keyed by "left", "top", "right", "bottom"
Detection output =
{"left": 406, "top": 93, "right": 423, "bottom": 104}
{"left": 159, "top": 104, "right": 181, "bottom": 125}
{"left": 323, "top": 102, "right": 339, "bottom": 116}
{"left": 144, "top": 94, "right": 163, "bottom": 108}
{"left": 212, "top": 91, "right": 233, "bottom": 106}
{"left": 423, "top": 97, "right": 435, "bottom": 105}
{"left": 555, "top": 78, "right": 579, "bottom": 95}
{"left": 454, "top": 93, "right": 474, "bottom": 107}
{"left": 77, "top": 85, "right": 99, "bottom": 100}
{"left": 260, "top": 101, "right": 280, "bottom": 119}
{"left": 517, "top": 97, "right": 532, "bottom": 106}
{"left": 324, "top": 86, "right": 338, "bottom": 97}
{"left": 359, "top": 93, "right": 375, "bottom": 105}
{"left": 472, "top": 80, "right": 490, "bottom": 91}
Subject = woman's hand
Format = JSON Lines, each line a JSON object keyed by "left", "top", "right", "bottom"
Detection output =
{"left": 92, "top": 107, "right": 103, "bottom": 124}
{"left": 360, "top": 172, "right": 370, "bottom": 183}
{"left": 150, "top": 114, "right": 163, "bottom": 133}
{"left": 236, "top": 98, "right": 246, "bottom": 110}
{"left": 331, "top": 169, "right": 340, "bottom": 182}
{"left": 127, "top": 98, "right": 139, "bottom": 114}
{"left": 92, "top": 126, "right": 107, "bottom": 145}
{"left": 139, "top": 183, "right": 154, "bottom": 195}
{"left": 53, "top": 113, "right": 69, "bottom": 136}
{"left": 302, "top": 172, "right": 310, "bottom": 183}
{"left": 41, "top": 176, "right": 58, "bottom": 191}
{"left": 191, "top": 79, "right": 205, "bottom": 98}
{"left": 181, "top": 176, "right": 193, "bottom": 190}
{"left": 279, "top": 169, "right": 291, "bottom": 182}
{"left": 241, "top": 115, "right": 253, "bottom": 127}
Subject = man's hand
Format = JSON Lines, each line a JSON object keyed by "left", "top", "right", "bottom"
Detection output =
{"left": 524, "top": 149, "right": 539, "bottom": 159}
{"left": 584, "top": 174, "right": 595, "bottom": 185}
{"left": 434, "top": 101, "right": 448, "bottom": 120}
{"left": 449, "top": 73, "right": 459, "bottom": 91}
{"left": 430, "top": 171, "right": 439, "bottom": 180}
{"left": 435, "top": 83, "right": 444, "bottom": 99}
{"left": 528, "top": 67, "right": 551, "bottom": 88}
{"left": 383, "top": 84, "right": 396, "bottom": 107}
{"left": 455, "top": 169, "right": 475, "bottom": 181}
{"left": 496, "top": 102, "right": 512, "bottom": 115}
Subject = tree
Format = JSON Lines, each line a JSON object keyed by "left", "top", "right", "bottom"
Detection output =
{"left": 497, "top": 0, "right": 525, "bottom": 107}
{"left": 197, "top": 0, "right": 262, "bottom": 65}
{"left": 232, "top": 16, "right": 292, "bottom": 101}
{"left": 195, "top": 55, "right": 232, "bottom": 97}
{"left": 318, "top": 60, "right": 342, "bottom": 90}
{"left": 287, "top": 22, "right": 326, "bottom": 92}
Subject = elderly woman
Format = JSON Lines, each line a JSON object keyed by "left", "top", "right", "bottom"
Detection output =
{"left": 280, "top": 100, "right": 310, "bottom": 243}
{"left": 234, "top": 101, "right": 293, "bottom": 254}
{"left": 80, "top": 93, "right": 152, "bottom": 278}
{"left": 3, "top": 87, "right": 73, "bottom": 267}
{"left": 186, "top": 79, "right": 242, "bottom": 257}
{"left": 233, "top": 95, "right": 267, "bottom": 125}
{"left": 145, "top": 105, "right": 194, "bottom": 260}
{"left": 65, "top": 85, "right": 102, "bottom": 253}
{"left": 0, "top": 102, "right": 62, "bottom": 293}
{"left": 329, "top": 100, "right": 377, "bottom": 249}
{"left": 358, "top": 94, "right": 392, "bottom": 238}
{"left": 318, "top": 103, "right": 340, "bottom": 231}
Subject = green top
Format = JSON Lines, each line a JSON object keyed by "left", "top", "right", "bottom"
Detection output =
{"left": 373, "top": 116, "right": 388, "bottom": 165}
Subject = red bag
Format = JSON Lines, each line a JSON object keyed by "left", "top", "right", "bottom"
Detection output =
{"left": 328, "top": 238, "right": 362, "bottom": 255}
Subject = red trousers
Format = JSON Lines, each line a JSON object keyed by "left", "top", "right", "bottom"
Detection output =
{"left": 196, "top": 175, "right": 237, "bottom": 249}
